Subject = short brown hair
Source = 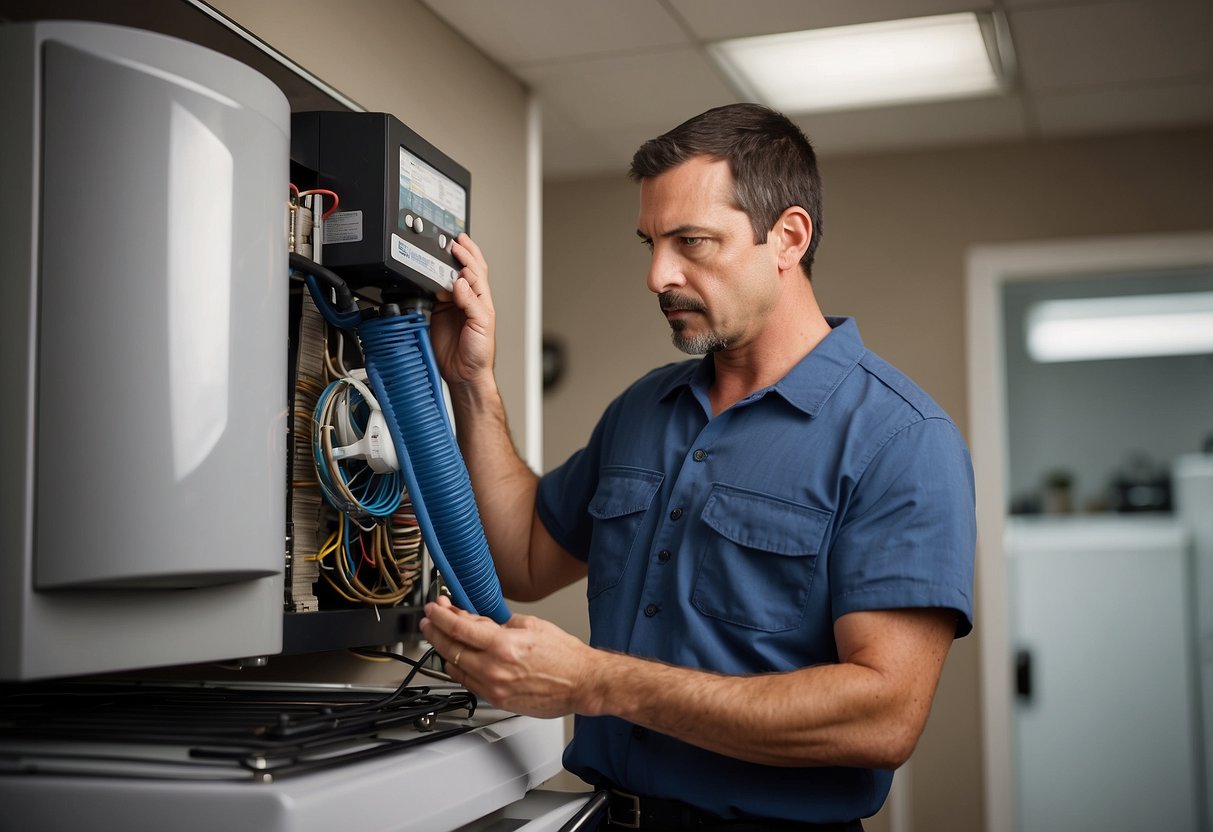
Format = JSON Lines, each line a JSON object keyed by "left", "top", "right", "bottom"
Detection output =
{"left": 629, "top": 103, "right": 823, "bottom": 277}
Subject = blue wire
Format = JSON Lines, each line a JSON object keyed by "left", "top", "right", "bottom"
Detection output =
{"left": 311, "top": 379, "right": 404, "bottom": 519}
{"left": 343, "top": 515, "right": 357, "bottom": 576}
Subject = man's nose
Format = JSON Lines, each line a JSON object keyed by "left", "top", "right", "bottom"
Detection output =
{"left": 646, "top": 246, "right": 686, "bottom": 295}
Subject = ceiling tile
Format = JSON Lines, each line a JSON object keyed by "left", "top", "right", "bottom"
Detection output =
{"left": 799, "top": 94, "right": 1030, "bottom": 156}
{"left": 517, "top": 46, "right": 738, "bottom": 131}
{"left": 1033, "top": 78, "right": 1213, "bottom": 136}
{"left": 543, "top": 124, "right": 661, "bottom": 181}
{"left": 666, "top": 0, "right": 993, "bottom": 41}
{"left": 420, "top": 0, "right": 1213, "bottom": 180}
{"left": 418, "top": 0, "right": 688, "bottom": 66}
{"left": 1009, "top": 0, "right": 1212, "bottom": 92}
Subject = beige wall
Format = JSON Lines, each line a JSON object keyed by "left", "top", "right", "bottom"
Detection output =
{"left": 541, "top": 126, "right": 1213, "bottom": 830}
{"left": 212, "top": 0, "right": 533, "bottom": 461}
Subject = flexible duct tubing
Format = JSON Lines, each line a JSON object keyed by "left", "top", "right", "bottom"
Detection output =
{"left": 356, "top": 312, "right": 511, "bottom": 623}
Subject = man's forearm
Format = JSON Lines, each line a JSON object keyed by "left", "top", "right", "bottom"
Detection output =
{"left": 580, "top": 650, "right": 919, "bottom": 769}
{"left": 572, "top": 607, "right": 957, "bottom": 769}
{"left": 446, "top": 377, "right": 542, "bottom": 599}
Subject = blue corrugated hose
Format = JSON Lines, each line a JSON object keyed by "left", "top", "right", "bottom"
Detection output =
{"left": 356, "top": 312, "right": 510, "bottom": 623}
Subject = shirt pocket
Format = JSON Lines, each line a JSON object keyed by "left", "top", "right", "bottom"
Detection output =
{"left": 586, "top": 466, "right": 663, "bottom": 598}
{"left": 692, "top": 483, "right": 832, "bottom": 632}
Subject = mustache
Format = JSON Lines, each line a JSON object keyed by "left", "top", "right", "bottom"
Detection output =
{"left": 658, "top": 292, "right": 707, "bottom": 314}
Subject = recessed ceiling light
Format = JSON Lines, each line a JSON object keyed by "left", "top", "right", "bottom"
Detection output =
{"left": 708, "top": 12, "right": 1009, "bottom": 114}
{"left": 1026, "top": 291, "right": 1213, "bottom": 362}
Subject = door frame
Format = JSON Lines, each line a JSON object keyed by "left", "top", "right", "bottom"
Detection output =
{"left": 964, "top": 230, "right": 1213, "bottom": 832}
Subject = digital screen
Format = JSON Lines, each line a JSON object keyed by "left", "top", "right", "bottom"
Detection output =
{"left": 399, "top": 146, "right": 467, "bottom": 235}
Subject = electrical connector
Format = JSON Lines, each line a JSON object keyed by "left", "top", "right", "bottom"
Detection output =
{"left": 325, "top": 373, "right": 401, "bottom": 474}
{"left": 295, "top": 203, "right": 315, "bottom": 259}
{"left": 332, "top": 408, "right": 400, "bottom": 474}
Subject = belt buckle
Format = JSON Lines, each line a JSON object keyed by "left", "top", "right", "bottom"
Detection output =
{"left": 608, "top": 789, "right": 642, "bottom": 829}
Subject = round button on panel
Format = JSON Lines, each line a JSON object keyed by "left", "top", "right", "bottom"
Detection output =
{"left": 413, "top": 217, "right": 424, "bottom": 233}
{"left": 438, "top": 233, "right": 447, "bottom": 249}
{"left": 404, "top": 213, "right": 414, "bottom": 229}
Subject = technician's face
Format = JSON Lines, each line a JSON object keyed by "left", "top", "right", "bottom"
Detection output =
{"left": 637, "top": 157, "right": 780, "bottom": 355}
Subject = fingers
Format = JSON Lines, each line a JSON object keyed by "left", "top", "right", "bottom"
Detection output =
{"left": 451, "top": 233, "right": 491, "bottom": 302}
{"left": 420, "top": 597, "right": 501, "bottom": 674}
{"left": 452, "top": 232, "right": 485, "bottom": 268}
{"left": 420, "top": 602, "right": 590, "bottom": 717}
{"left": 442, "top": 233, "right": 493, "bottom": 328}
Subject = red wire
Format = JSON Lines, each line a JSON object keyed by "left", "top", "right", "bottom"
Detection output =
{"left": 359, "top": 529, "right": 376, "bottom": 569}
{"left": 299, "top": 188, "right": 341, "bottom": 220}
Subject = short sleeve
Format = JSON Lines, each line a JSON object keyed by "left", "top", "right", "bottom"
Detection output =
{"left": 829, "top": 417, "right": 976, "bottom": 636}
{"left": 537, "top": 452, "right": 595, "bottom": 562}
{"left": 535, "top": 402, "right": 617, "bottom": 562}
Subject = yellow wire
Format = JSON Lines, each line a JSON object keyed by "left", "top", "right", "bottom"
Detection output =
{"left": 319, "top": 571, "right": 365, "bottom": 604}
{"left": 307, "top": 524, "right": 343, "bottom": 562}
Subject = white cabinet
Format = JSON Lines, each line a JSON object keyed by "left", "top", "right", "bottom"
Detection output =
{"left": 1175, "top": 453, "right": 1213, "bottom": 827}
{"left": 1007, "top": 516, "right": 1203, "bottom": 832}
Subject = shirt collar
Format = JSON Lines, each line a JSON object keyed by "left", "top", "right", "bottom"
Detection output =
{"left": 656, "top": 317, "right": 866, "bottom": 417}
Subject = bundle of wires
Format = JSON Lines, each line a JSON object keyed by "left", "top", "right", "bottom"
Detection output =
{"left": 310, "top": 512, "right": 421, "bottom": 606}
{"left": 308, "top": 376, "right": 421, "bottom": 606}
{"left": 312, "top": 377, "right": 403, "bottom": 519}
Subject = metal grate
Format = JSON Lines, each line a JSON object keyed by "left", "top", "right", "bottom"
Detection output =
{"left": 0, "top": 680, "right": 477, "bottom": 783}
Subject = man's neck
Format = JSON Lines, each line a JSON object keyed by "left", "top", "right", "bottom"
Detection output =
{"left": 707, "top": 289, "right": 831, "bottom": 416}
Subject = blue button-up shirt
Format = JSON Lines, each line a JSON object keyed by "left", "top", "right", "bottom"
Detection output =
{"left": 535, "top": 317, "right": 975, "bottom": 822}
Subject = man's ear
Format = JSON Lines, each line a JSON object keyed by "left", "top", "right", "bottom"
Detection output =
{"left": 772, "top": 207, "right": 812, "bottom": 273}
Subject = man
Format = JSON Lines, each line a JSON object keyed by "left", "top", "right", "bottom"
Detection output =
{"left": 420, "top": 103, "right": 975, "bottom": 830}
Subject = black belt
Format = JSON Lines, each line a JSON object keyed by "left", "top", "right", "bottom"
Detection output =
{"left": 604, "top": 789, "right": 863, "bottom": 831}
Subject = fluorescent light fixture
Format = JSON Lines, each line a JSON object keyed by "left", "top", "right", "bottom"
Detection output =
{"left": 1026, "top": 291, "right": 1213, "bottom": 362}
{"left": 708, "top": 12, "right": 1005, "bottom": 114}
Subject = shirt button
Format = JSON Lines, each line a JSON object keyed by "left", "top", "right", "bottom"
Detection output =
{"left": 657, "top": 549, "right": 671, "bottom": 563}
{"left": 692, "top": 449, "right": 707, "bottom": 461}
{"left": 669, "top": 507, "right": 683, "bottom": 521}
{"left": 644, "top": 603, "right": 659, "bottom": 617}
{"left": 632, "top": 726, "right": 646, "bottom": 739}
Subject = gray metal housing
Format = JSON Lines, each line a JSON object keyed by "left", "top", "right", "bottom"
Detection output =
{"left": 0, "top": 20, "right": 289, "bottom": 679}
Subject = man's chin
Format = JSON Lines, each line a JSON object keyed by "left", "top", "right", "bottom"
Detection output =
{"left": 671, "top": 331, "right": 727, "bottom": 356}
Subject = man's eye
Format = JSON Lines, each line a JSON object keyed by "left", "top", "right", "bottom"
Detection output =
{"left": 681, "top": 237, "right": 703, "bottom": 247}
{"left": 640, "top": 238, "right": 654, "bottom": 251}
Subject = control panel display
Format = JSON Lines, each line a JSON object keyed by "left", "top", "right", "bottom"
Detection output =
{"left": 393, "top": 147, "right": 468, "bottom": 292}
{"left": 400, "top": 147, "right": 466, "bottom": 238}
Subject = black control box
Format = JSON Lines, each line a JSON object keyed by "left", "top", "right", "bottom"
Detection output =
{"left": 291, "top": 111, "right": 470, "bottom": 297}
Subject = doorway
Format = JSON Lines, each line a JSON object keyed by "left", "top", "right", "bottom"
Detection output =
{"left": 965, "top": 231, "right": 1213, "bottom": 832}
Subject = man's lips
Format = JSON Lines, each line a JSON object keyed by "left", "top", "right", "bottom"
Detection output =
{"left": 659, "top": 292, "right": 706, "bottom": 316}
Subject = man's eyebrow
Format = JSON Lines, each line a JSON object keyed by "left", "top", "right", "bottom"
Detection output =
{"left": 636, "top": 225, "right": 713, "bottom": 241}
